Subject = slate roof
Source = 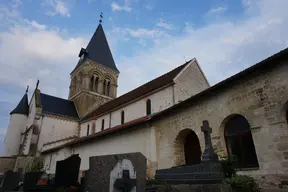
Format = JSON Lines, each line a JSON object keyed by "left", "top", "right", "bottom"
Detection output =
{"left": 40, "top": 93, "right": 79, "bottom": 119}
{"left": 41, "top": 47, "right": 288, "bottom": 154}
{"left": 10, "top": 93, "right": 29, "bottom": 116}
{"left": 81, "top": 60, "right": 190, "bottom": 121}
{"left": 72, "top": 24, "right": 118, "bottom": 73}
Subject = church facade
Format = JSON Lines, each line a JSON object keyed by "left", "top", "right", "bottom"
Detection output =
{"left": 2, "top": 23, "right": 288, "bottom": 186}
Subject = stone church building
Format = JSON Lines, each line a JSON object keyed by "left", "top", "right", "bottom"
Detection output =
{"left": 2, "top": 22, "right": 288, "bottom": 186}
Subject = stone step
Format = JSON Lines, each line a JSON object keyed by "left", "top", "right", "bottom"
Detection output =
{"left": 262, "top": 189, "right": 288, "bottom": 192}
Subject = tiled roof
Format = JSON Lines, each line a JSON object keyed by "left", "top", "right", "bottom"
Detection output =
{"left": 72, "top": 24, "right": 118, "bottom": 73}
{"left": 81, "top": 60, "right": 190, "bottom": 121}
{"left": 40, "top": 93, "right": 79, "bottom": 119}
{"left": 41, "top": 47, "right": 288, "bottom": 155}
{"left": 10, "top": 93, "right": 29, "bottom": 116}
{"left": 42, "top": 115, "right": 151, "bottom": 154}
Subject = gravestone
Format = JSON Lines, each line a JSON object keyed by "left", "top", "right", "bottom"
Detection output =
{"left": 23, "top": 171, "right": 45, "bottom": 192}
{"left": 54, "top": 154, "right": 81, "bottom": 188}
{"left": 0, "top": 170, "right": 23, "bottom": 192}
{"left": 155, "top": 120, "right": 224, "bottom": 184}
{"left": 84, "top": 152, "right": 146, "bottom": 192}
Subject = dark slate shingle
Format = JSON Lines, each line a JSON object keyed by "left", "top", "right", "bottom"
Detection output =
{"left": 72, "top": 24, "right": 118, "bottom": 73}
{"left": 40, "top": 93, "right": 79, "bottom": 119}
{"left": 10, "top": 93, "right": 29, "bottom": 116}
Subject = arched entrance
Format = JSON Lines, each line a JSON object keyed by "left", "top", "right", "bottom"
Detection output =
{"left": 184, "top": 131, "right": 202, "bottom": 165}
{"left": 224, "top": 114, "right": 259, "bottom": 168}
{"left": 174, "top": 129, "right": 201, "bottom": 166}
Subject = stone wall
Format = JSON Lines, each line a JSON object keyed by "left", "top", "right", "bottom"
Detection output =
{"left": 152, "top": 62, "right": 288, "bottom": 186}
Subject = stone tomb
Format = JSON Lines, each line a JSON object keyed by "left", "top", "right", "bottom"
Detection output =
{"left": 155, "top": 120, "right": 225, "bottom": 184}
{"left": 54, "top": 154, "right": 81, "bottom": 188}
{"left": 83, "top": 152, "right": 147, "bottom": 192}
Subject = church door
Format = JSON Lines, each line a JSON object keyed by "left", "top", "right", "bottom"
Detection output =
{"left": 184, "top": 131, "right": 202, "bottom": 165}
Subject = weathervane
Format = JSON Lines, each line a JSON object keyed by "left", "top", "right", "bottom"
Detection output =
{"left": 99, "top": 12, "right": 103, "bottom": 24}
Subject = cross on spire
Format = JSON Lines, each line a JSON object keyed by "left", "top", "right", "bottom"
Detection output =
{"left": 26, "top": 85, "right": 29, "bottom": 94}
{"left": 99, "top": 12, "right": 103, "bottom": 24}
{"left": 36, "top": 80, "right": 39, "bottom": 89}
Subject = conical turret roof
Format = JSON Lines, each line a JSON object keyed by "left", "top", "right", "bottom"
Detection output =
{"left": 10, "top": 92, "right": 29, "bottom": 116}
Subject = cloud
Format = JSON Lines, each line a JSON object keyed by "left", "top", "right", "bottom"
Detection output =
{"left": 111, "top": 2, "right": 132, "bottom": 12}
{"left": 42, "top": 0, "right": 71, "bottom": 17}
{"left": 109, "top": 0, "right": 288, "bottom": 95}
{"left": 156, "top": 18, "right": 174, "bottom": 30}
{"left": 207, "top": 6, "right": 227, "bottom": 14}
{"left": 145, "top": 4, "right": 154, "bottom": 10}
{"left": 0, "top": 128, "right": 6, "bottom": 136}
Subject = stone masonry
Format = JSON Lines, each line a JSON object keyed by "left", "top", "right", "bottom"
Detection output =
{"left": 151, "top": 61, "right": 288, "bottom": 188}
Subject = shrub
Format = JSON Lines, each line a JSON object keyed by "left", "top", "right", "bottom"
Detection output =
{"left": 25, "top": 156, "right": 44, "bottom": 172}
{"left": 220, "top": 156, "right": 237, "bottom": 178}
{"left": 222, "top": 175, "right": 260, "bottom": 192}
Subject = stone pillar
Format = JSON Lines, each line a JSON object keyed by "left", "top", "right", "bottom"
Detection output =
{"left": 98, "top": 80, "right": 104, "bottom": 94}
{"left": 82, "top": 74, "right": 90, "bottom": 90}
{"left": 111, "top": 84, "right": 117, "bottom": 98}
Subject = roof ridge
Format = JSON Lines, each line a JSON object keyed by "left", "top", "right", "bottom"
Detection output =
{"left": 40, "top": 93, "right": 73, "bottom": 103}
{"left": 81, "top": 60, "right": 191, "bottom": 121}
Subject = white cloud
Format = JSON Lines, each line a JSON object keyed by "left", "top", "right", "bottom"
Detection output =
{"left": 1, "top": 0, "right": 288, "bottom": 101}
{"left": 156, "top": 18, "right": 173, "bottom": 30}
{"left": 208, "top": 6, "right": 227, "bottom": 14}
{"left": 145, "top": 4, "right": 154, "bottom": 10}
{"left": 111, "top": 2, "right": 132, "bottom": 12}
{"left": 110, "top": 0, "right": 288, "bottom": 95}
{"left": 42, "top": 0, "right": 71, "bottom": 17}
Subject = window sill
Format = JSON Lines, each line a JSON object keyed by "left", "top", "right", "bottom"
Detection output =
{"left": 235, "top": 167, "right": 259, "bottom": 172}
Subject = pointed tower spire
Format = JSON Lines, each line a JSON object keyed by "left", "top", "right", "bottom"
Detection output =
{"left": 72, "top": 13, "right": 118, "bottom": 73}
{"left": 10, "top": 87, "right": 29, "bottom": 116}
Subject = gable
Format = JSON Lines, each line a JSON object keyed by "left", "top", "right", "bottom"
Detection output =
{"left": 81, "top": 60, "right": 191, "bottom": 122}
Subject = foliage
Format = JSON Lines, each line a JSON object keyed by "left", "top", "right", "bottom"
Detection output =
{"left": 220, "top": 155, "right": 237, "bottom": 178}
{"left": 25, "top": 155, "right": 45, "bottom": 172}
{"left": 222, "top": 175, "right": 260, "bottom": 192}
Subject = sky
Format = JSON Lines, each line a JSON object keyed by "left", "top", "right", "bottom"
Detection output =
{"left": 0, "top": 0, "right": 288, "bottom": 153}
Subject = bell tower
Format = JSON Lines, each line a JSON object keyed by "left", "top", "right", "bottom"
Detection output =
{"left": 69, "top": 15, "right": 119, "bottom": 117}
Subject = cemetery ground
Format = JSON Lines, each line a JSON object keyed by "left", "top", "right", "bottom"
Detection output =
{"left": 0, "top": 120, "right": 287, "bottom": 192}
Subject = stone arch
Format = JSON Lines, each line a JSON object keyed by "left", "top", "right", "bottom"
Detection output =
{"left": 219, "top": 113, "right": 252, "bottom": 155}
{"left": 174, "top": 129, "right": 202, "bottom": 166}
{"left": 88, "top": 69, "right": 103, "bottom": 80}
{"left": 222, "top": 114, "right": 259, "bottom": 168}
{"left": 103, "top": 73, "right": 116, "bottom": 84}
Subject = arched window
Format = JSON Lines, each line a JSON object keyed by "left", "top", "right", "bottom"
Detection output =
{"left": 107, "top": 81, "right": 111, "bottom": 96}
{"left": 90, "top": 76, "right": 94, "bottom": 91}
{"left": 146, "top": 99, "right": 151, "bottom": 115}
{"left": 121, "top": 111, "right": 125, "bottom": 125}
{"left": 103, "top": 80, "right": 106, "bottom": 95}
{"left": 101, "top": 119, "right": 105, "bottom": 131}
{"left": 224, "top": 115, "right": 259, "bottom": 169}
{"left": 92, "top": 123, "right": 96, "bottom": 134}
{"left": 86, "top": 124, "right": 90, "bottom": 136}
{"left": 94, "top": 77, "right": 99, "bottom": 92}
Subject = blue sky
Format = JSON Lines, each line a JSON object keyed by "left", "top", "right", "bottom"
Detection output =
{"left": 0, "top": 0, "right": 288, "bottom": 153}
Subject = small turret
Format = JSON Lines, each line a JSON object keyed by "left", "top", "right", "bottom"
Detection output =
{"left": 3, "top": 87, "right": 29, "bottom": 156}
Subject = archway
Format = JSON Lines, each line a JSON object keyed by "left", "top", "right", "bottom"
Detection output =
{"left": 224, "top": 114, "right": 259, "bottom": 169}
{"left": 174, "top": 129, "right": 201, "bottom": 166}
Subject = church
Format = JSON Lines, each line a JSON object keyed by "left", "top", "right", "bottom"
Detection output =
{"left": 2, "top": 21, "right": 288, "bottom": 187}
